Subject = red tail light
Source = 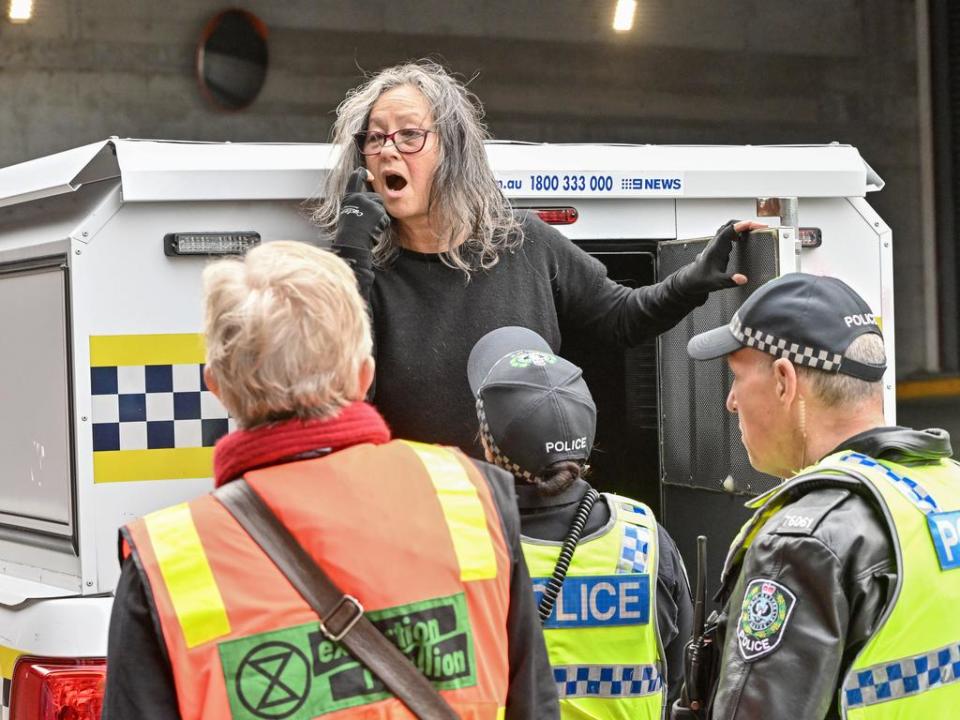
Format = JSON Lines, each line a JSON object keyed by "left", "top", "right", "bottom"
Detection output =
{"left": 531, "top": 207, "right": 579, "bottom": 225}
{"left": 9, "top": 657, "right": 106, "bottom": 720}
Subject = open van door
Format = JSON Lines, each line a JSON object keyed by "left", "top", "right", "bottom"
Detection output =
{"left": 658, "top": 226, "right": 798, "bottom": 603}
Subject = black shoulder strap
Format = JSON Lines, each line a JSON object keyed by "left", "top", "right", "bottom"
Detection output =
{"left": 214, "top": 478, "right": 458, "bottom": 720}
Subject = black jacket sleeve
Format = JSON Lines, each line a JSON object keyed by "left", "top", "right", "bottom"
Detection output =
{"left": 657, "top": 525, "right": 694, "bottom": 705}
{"left": 102, "top": 557, "right": 182, "bottom": 720}
{"left": 540, "top": 219, "right": 707, "bottom": 346}
{"left": 332, "top": 243, "right": 376, "bottom": 306}
{"left": 473, "top": 459, "right": 561, "bottom": 719}
{"left": 711, "top": 489, "right": 895, "bottom": 720}
{"left": 332, "top": 243, "right": 378, "bottom": 399}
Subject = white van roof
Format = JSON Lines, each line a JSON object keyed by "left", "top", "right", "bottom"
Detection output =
{"left": 0, "top": 138, "right": 883, "bottom": 209}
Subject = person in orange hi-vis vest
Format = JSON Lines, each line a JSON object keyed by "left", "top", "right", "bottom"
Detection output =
{"left": 101, "top": 241, "right": 559, "bottom": 720}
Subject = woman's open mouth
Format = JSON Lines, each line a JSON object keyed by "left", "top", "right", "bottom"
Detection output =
{"left": 384, "top": 172, "right": 408, "bottom": 192}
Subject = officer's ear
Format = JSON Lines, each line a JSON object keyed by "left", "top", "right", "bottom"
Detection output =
{"left": 203, "top": 366, "right": 220, "bottom": 399}
{"left": 355, "top": 355, "right": 375, "bottom": 400}
{"left": 772, "top": 357, "right": 799, "bottom": 407}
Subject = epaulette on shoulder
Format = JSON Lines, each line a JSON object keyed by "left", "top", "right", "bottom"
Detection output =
{"left": 768, "top": 486, "right": 853, "bottom": 537}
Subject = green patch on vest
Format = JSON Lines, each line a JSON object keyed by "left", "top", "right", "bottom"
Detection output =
{"left": 219, "top": 592, "right": 476, "bottom": 719}
{"left": 737, "top": 578, "right": 796, "bottom": 662}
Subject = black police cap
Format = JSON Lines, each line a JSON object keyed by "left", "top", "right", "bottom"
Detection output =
{"left": 468, "top": 327, "right": 596, "bottom": 480}
{"left": 687, "top": 273, "right": 886, "bottom": 381}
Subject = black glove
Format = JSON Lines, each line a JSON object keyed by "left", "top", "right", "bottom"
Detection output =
{"left": 333, "top": 167, "right": 391, "bottom": 253}
{"left": 673, "top": 220, "right": 747, "bottom": 296}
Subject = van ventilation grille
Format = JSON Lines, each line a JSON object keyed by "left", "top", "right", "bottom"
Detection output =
{"left": 658, "top": 235, "right": 781, "bottom": 496}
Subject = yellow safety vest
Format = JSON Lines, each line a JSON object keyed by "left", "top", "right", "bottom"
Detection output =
{"left": 726, "top": 451, "right": 960, "bottom": 719}
{"left": 521, "top": 493, "right": 665, "bottom": 720}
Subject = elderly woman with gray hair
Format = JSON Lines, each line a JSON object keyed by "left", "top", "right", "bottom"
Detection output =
{"left": 315, "top": 60, "right": 762, "bottom": 456}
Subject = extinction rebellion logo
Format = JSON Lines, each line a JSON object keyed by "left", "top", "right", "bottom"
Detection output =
{"left": 736, "top": 578, "right": 797, "bottom": 662}
{"left": 220, "top": 593, "right": 476, "bottom": 719}
{"left": 236, "top": 641, "right": 311, "bottom": 718}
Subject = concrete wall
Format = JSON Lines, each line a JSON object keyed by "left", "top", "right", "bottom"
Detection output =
{"left": 0, "top": 0, "right": 927, "bottom": 376}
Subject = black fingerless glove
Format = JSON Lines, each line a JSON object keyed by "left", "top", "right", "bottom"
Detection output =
{"left": 332, "top": 167, "right": 391, "bottom": 255}
{"left": 673, "top": 220, "right": 747, "bottom": 297}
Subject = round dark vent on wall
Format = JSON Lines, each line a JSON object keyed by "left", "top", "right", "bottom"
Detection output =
{"left": 196, "top": 9, "right": 269, "bottom": 111}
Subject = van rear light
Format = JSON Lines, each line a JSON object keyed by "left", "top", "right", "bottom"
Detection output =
{"left": 9, "top": 657, "right": 106, "bottom": 720}
{"left": 530, "top": 207, "right": 579, "bottom": 225}
{"left": 164, "top": 231, "right": 261, "bottom": 256}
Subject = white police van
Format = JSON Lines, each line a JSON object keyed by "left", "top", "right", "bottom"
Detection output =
{"left": 0, "top": 139, "right": 892, "bottom": 718}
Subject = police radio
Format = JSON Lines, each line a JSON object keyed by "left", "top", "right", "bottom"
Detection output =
{"left": 672, "top": 535, "right": 720, "bottom": 720}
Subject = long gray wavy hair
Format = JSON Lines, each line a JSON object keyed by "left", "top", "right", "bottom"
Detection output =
{"left": 311, "top": 60, "right": 522, "bottom": 275}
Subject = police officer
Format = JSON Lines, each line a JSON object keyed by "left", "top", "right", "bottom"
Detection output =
{"left": 102, "top": 243, "right": 559, "bottom": 719}
{"left": 468, "top": 326, "right": 694, "bottom": 719}
{"left": 680, "top": 272, "right": 960, "bottom": 719}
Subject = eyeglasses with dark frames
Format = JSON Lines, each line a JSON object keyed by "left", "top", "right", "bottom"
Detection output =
{"left": 353, "top": 128, "right": 434, "bottom": 156}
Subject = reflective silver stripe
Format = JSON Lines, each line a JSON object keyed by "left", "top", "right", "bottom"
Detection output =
{"left": 553, "top": 663, "right": 662, "bottom": 698}
{"left": 843, "top": 641, "right": 960, "bottom": 709}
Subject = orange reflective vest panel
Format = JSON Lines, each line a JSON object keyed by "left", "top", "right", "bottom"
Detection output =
{"left": 121, "top": 440, "right": 512, "bottom": 720}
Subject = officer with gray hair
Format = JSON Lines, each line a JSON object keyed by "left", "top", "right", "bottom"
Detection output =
{"left": 673, "top": 272, "right": 960, "bottom": 719}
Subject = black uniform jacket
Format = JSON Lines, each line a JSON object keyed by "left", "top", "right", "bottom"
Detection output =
{"left": 710, "top": 426, "right": 954, "bottom": 720}
{"left": 102, "top": 457, "right": 560, "bottom": 720}
{"left": 516, "top": 479, "right": 694, "bottom": 705}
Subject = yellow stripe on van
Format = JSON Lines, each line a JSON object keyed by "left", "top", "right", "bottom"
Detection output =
{"left": 404, "top": 441, "right": 497, "bottom": 582}
{"left": 93, "top": 447, "right": 214, "bottom": 483}
{"left": 144, "top": 503, "right": 230, "bottom": 648}
{"left": 0, "top": 645, "right": 24, "bottom": 680}
{"left": 90, "top": 333, "right": 206, "bottom": 367}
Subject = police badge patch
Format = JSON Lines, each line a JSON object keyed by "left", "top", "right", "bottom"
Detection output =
{"left": 737, "top": 578, "right": 797, "bottom": 662}
{"left": 508, "top": 350, "right": 557, "bottom": 369}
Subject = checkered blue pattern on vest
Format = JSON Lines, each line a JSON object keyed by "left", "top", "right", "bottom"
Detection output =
{"left": 617, "top": 523, "right": 650, "bottom": 574}
{"left": 553, "top": 664, "right": 662, "bottom": 699}
{"left": 838, "top": 452, "right": 941, "bottom": 514}
{"left": 843, "top": 641, "right": 960, "bottom": 708}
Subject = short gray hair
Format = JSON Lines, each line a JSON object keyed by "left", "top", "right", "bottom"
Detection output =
{"left": 311, "top": 60, "right": 522, "bottom": 276}
{"left": 796, "top": 333, "right": 886, "bottom": 407}
{"left": 203, "top": 242, "right": 372, "bottom": 428}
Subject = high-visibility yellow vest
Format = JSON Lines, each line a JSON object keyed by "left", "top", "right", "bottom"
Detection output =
{"left": 521, "top": 493, "right": 665, "bottom": 719}
{"left": 726, "top": 451, "right": 960, "bottom": 719}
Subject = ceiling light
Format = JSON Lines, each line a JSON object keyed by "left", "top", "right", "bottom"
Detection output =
{"left": 612, "top": 0, "right": 637, "bottom": 32}
{"left": 8, "top": 0, "right": 33, "bottom": 23}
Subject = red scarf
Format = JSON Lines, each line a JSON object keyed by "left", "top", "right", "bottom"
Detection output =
{"left": 213, "top": 401, "right": 392, "bottom": 486}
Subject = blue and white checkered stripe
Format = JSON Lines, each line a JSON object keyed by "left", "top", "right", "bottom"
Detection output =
{"left": 838, "top": 452, "right": 941, "bottom": 515}
{"left": 843, "top": 641, "right": 960, "bottom": 709}
{"left": 618, "top": 524, "right": 650, "bottom": 574}
{"left": 618, "top": 501, "right": 647, "bottom": 517}
{"left": 91, "top": 363, "right": 234, "bottom": 451}
{"left": 554, "top": 663, "right": 661, "bottom": 699}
